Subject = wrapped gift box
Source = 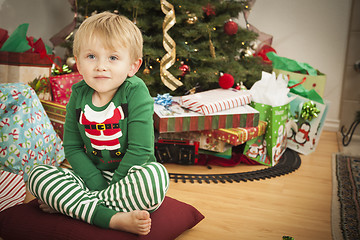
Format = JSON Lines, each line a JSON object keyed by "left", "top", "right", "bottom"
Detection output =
{"left": 0, "top": 51, "right": 53, "bottom": 83}
{"left": 0, "top": 24, "right": 54, "bottom": 84}
{"left": 50, "top": 72, "right": 83, "bottom": 105}
{"left": 40, "top": 100, "right": 66, "bottom": 140}
{"left": 159, "top": 131, "right": 232, "bottom": 153}
{"left": 199, "top": 133, "right": 232, "bottom": 152}
{"left": 180, "top": 88, "right": 252, "bottom": 115}
{"left": 203, "top": 120, "right": 267, "bottom": 146}
{"left": 0, "top": 83, "right": 64, "bottom": 181}
{"left": 154, "top": 97, "right": 259, "bottom": 133}
{"left": 158, "top": 121, "right": 266, "bottom": 153}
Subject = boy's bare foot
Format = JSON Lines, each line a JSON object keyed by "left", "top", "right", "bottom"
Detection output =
{"left": 109, "top": 210, "right": 151, "bottom": 235}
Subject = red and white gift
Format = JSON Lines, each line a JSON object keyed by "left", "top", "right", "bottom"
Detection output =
{"left": 50, "top": 72, "right": 83, "bottom": 105}
{"left": 179, "top": 88, "right": 252, "bottom": 115}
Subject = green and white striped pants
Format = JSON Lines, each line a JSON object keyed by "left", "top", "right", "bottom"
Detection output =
{"left": 28, "top": 162, "right": 169, "bottom": 227}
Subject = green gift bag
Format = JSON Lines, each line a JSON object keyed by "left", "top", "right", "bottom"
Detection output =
{"left": 243, "top": 102, "right": 289, "bottom": 166}
{"left": 267, "top": 52, "right": 326, "bottom": 97}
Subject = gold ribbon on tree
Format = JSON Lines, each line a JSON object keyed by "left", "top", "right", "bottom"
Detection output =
{"left": 160, "top": 0, "right": 183, "bottom": 91}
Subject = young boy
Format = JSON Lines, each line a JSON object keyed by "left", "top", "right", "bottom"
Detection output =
{"left": 28, "top": 12, "right": 169, "bottom": 235}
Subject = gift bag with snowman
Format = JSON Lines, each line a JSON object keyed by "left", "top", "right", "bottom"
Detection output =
{"left": 243, "top": 72, "right": 293, "bottom": 166}
{"left": 286, "top": 80, "right": 329, "bottom": 155}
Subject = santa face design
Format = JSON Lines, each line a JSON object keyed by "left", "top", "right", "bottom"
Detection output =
{"left": 79, "top": 102, "right": 127, "bottom": 158}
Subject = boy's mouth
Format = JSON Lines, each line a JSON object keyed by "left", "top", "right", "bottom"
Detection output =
{"left": 94, "top": 75, "right": 110, "bottom": 80}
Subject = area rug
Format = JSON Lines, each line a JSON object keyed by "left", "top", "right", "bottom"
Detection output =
{"left": 332, "top": 153, "right": 360, "bottom": 240}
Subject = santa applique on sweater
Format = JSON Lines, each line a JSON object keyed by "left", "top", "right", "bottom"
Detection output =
{"left": 78, "top": 102, "right": 127, "bottom": 158}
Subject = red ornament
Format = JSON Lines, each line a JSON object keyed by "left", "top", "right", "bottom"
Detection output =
{"left": 218, "top": 73, "right": 234, "bottom": 89}
{"left": 224, "top": 20, "right": 238, "bottom": 36}
{"left": 235, "top": 82, "right": 247, "bottom": 90}
{"left": 179, "top": 61, "right": 190, "bottom": 77}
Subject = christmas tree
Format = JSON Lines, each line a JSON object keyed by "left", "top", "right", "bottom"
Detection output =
{"left": 63, "top": 0, "right": 272, "bottom": 96}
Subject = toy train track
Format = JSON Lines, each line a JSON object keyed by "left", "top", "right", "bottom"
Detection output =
{"left": 168, "top": 149, "right": 301, "bottom": 184}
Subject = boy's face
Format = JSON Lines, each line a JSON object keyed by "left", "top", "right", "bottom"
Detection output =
{"left": 75, "top": 36, "right": 141, "bottom": 98}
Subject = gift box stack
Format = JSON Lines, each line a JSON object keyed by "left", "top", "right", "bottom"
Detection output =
{"left": 153, "top": 88, "right": 268, "bottom": 165}
{"left": 29, "top": 61, "right": 82, "bottom": 140}
{"left": 0, "top": 24, "right": 83, "bottom": 140}
{"left": 39, "top": 69, "right": 83, "bottom": 140}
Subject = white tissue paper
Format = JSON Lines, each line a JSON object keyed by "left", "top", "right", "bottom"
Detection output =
{"left": 250, "top": 71, "right": 293, "bottom": 107}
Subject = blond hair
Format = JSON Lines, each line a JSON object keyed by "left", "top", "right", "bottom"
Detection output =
{"left": 73, "top": 12, "right": 143, "bottom": 62}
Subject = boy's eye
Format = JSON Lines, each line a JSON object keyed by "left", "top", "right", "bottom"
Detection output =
{"left": 109, "top": 56, "right": 118, "bottom": 61}
{"left": 87, "top": 54, "right": 95, "bottom": 60}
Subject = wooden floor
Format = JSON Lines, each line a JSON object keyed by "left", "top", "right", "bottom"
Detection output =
{"left": 166, "top": 131, "right": 339, "bottom": 240}
{"left": 23, "top": 131, "right": 338, "bottom": 239}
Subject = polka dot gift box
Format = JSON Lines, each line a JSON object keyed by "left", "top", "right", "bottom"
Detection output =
{"left": 50, "top": 72, "right": 83, "bottom": 105}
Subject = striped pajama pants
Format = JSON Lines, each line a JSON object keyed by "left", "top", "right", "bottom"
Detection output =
{"left": 28, "top": 162, "right": 169, "bottom": 227}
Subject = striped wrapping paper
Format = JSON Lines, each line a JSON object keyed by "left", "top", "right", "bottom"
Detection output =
{"left": 180, "top": 88, "right": 252, "bottom": 115}
{"left": 0, "top": 170, "right": 26, "bottom": 212}
{"left": 154, "top": 97, "right": 259, "bottom": 133}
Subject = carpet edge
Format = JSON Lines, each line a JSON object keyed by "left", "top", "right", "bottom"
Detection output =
{"left": 331, "top": 153, "right": 343, "bottom": 240}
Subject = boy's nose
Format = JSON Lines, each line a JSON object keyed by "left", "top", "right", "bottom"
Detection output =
{"left": 95, "top": 60, "right": 107, "bottom": 71}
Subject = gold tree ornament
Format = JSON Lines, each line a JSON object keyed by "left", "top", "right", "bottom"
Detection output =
{"left": 143, "top": 67, "right": 151, "bottom": 75}
{"left": 143, "top": 57, "right": 151, "bottom": 75}
{"left": 186, "top": 12, "right": 198, "bottom": 24}
{"left": 208, "top": 26, "right": 216, "bottom": 58}
{"left": 160, "top": 0, "right": 183, "bottom": 91}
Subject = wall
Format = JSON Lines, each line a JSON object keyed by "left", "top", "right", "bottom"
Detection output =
{"left": 340, "top": 0, "right": 360, "bottom": 137}
{"left": 238, "top": 0, "right": 352, "bottom": 131}
{"left": 0, "top": 0, "right": 74, "bottom": 59}
{"left": 0, "top": 0, "right": 352, "bottom": 132}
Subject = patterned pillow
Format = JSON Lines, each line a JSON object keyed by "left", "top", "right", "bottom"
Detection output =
{"left": 0, "top": 83, "right": 65, "bottom": 181}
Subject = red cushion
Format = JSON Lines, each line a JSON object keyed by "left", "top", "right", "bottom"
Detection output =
{"left": 0, "top": 196, "right": 204, "bottom": 240}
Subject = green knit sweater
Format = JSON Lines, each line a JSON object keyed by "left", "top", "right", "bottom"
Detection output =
{"left": 63, "top": 76, "right": 156, "bottom": 191}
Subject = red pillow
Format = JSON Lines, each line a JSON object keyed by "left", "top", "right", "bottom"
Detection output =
{"left": 0, "top": 196, "right": 204, "bottom": 240}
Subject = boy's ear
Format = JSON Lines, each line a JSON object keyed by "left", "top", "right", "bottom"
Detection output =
{"left": 74, "top": 56, "right": 84, "bottom": 76}
{"left": 74, "top": 56, "right": 81, "bottom": 73}
{"left": 128, "top": 58, "right": 143, "bottom": 77}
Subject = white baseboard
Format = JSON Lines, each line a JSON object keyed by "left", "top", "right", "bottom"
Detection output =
{"left": 324, "top": 118, "right": 340, "bottom": 132}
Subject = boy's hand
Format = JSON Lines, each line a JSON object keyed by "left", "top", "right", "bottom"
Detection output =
{"left": 38, "top": 199, "right": 58, "bottom": 214}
